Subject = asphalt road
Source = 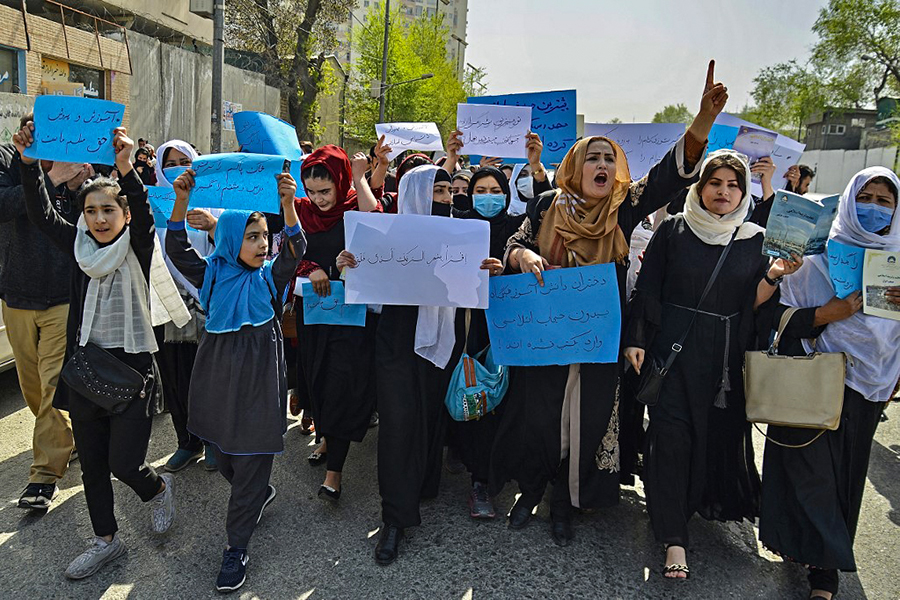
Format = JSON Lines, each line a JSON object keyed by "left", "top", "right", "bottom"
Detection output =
{"left": 0, "top": 367, "right": 897, "bottom": 599}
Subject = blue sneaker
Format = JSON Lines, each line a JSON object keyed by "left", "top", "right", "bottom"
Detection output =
{"left": 164, "top": 448, "right": 202, "bottom": 472}
{"left": 216, "top": 548, "right": 248, "bottom": 593}
{"left": 204, "top": 445, "right": 218, "bottom": 472}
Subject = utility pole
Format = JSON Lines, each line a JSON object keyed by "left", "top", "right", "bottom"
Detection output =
{"left": 211, "top": 0, "right": 225, "bottom": 153}
{"left": 378, "top": 0, "right": 390, "bottom": 124}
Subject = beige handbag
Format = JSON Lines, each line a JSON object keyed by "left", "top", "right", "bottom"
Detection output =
{"left": 744, "top": 307, "right": 846, "bottom": 448}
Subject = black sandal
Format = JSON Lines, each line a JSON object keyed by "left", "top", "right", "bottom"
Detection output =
{"left": 663, "top": 563, "right": 690, "bottom": 580}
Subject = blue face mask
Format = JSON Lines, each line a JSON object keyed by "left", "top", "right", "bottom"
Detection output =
{"left": 856, "top": 203, "right": 894, "bottom": 233}
{"left": 163, "top": 166, "right": 190, "bottom": 183}
{"left": 473, "top": 193, "right": 506, "bottom": 218}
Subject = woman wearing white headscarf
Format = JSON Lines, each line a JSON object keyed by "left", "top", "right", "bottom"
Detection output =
{"left": 153, "top": 139, "right": 222, "bottom": 473}
{"left": 335, "top": 164, "right": 499, "bottom": 565}
{"left": 623, "top": 150, "right": 802, "bottom": 579}
{"left": 758, "top": 167, "right": 900, "bottom": 600}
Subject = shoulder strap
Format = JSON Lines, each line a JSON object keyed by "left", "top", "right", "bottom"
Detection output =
{"left": 660, "top": 228, "right": 739, "bottom": 375}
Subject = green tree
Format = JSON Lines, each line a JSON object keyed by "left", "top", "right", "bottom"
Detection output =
{"left": 651, "top": 104, "right": 694, "bottom": 125}
{"left": 608, "top": 117, "right": 622, "bottom": 124}
{"left": 345, "top": 5, "right": 472, "bottom": 144}
{"left": 225, "top": 0, "right": 356, "bottom": 141}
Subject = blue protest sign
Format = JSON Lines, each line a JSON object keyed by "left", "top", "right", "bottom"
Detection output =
{"left": 301, "top": 281, "right": 366, "bottom": 327}
{"left": 708, "top": 123, "right": 739, "bottom": 152}
{"left": 191, "top": 153, "right": 286, "bottom": 213}
{"left": 146, "top": 186, "right": 198, "bottom": 231}
{"left": 233, "top": 111, "right": 304, "bottom": 160}
{"left": 467, "top": 89, "right": 576, "bottom": 164}
{"left": 486, "top": 264, "right": 621, "bottom": 366}
{"left": 25, "top": 96, "right": 124, "bottom": 165}
{"left": 827, "top": 240, "right": 865, "bottom": 299}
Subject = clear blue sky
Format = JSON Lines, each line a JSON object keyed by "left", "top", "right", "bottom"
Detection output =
{"left": 466, "top": 0, "right": 830, "bottom": 123}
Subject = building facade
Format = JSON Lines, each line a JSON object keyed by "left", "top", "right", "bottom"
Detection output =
{"left": 804, "top": 108, "right": 880, "bottom": 151}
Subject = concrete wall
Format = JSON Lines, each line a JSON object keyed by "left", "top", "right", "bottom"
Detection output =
{"left": 800, "top": 146, "right": 898, "bottom": 195}
{"left": 0, "top": 92, "right": 34, "bottom": 144}
{"left": 127, "top": 31, "right": 279, "bottom": 154}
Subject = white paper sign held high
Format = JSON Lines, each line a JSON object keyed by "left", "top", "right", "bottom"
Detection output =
{"left": 375, "top": 122, "right": 444, "bottom": 161}
{"left": 456, "top": 103, "right": 531, "bottom": 159}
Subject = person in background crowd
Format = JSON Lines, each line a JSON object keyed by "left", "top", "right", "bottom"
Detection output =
{"left": 138, "top": 138, "right": 146, "bottom": 149}
{"left": 450, "top": 170, "right": 473, "bottom": 212}
{"left": 16, "top": 122, "right": 183, "bottom": 580}
{"left": 370, "top": 150, "right": 433, "bottom": 212}
{"left": 300, "top": 141, "right": 314, "bottom": 155}
{"left": 785, "top": 164, "right": 815, "bottom": 195}
{"left": 500, "top": 164, "right": 514, "bottom": 181}
{"left": 1, "top": 112, "right": 90, "bottom": 511}
{"left": 624, "top": 150, "right": 802, "bottom": 580}
{"left": 166, "top": 167, "right": 304, "bottom": 593}
{"left": 759, "top": 167, "right": 900, "bottom": 600}
{"left": 134, "top": 148, "right": 157, "bottom": 187}
{"left": 492, "top": 61, "right": 729, "bottom": 548}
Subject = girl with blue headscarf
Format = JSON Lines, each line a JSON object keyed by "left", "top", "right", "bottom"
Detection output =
{"left": 164, "top": 168, "right": 305, "bottom": 593}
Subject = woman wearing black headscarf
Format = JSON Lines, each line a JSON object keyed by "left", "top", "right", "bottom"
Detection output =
{"left": 445, "top": 132, "right": 552, "bottom": 518}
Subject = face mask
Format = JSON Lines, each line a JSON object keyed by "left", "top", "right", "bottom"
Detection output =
{"left": 164, "top": 166, "right": 189, "bottom": 182}
{"left": 473, "top": 193, "right": 506, "bottom": 218}
{"left": 516, "top": 176, "right": 533, "bottom": 199}
{"left": 856, "top": 203, "right": 894, "bottom": 233}
{"left": 431, "top": 201, "right": 452, "bottom": 217}
{"left": 452, "top": 193, "right": 472, "bottom": 212}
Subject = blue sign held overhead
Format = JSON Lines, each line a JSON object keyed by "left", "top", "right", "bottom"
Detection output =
{"left": 233, "top": 111, "right": 304, "bottom": 160}
{"left": 301, "top": 281, "right": 367, "bottom": 327}
{"left": 191, "top": 153, "right": 288, "bottom": 213}
{"left": 707, "top": 123, "right": 739, "bottom": 152}
{"left": 467, "top": 89, "right": 576, "bottom": 164}
{"left": 486, "top": 264, "right": 621, "bottom": 366}
{"left": 24, "top": 95, "right": 125, "bottom": 165}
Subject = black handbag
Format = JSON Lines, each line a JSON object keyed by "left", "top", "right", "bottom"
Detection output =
{"left": 635, "top": 229, "right": 739, "bottom": 407}
{"left": 61, "top": 342, "right": 154, "bottom": 414}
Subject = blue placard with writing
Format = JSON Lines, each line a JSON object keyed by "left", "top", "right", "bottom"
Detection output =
{"left": 707, "top": 123, "right": 739, "bottom": 152}
{"left": 301, "top": 281, "right": 366, "bottom": 327}
{"left": 234, "top": 111, "right": 304, "bottom": 160}
{"left": 146, "top": 186, "right": 198, "bottom": 231}
{"left": 191, "top": 153, "right": 286, "bottom": 213}
{"left": 827, "top": 240, "right": 865, "bottom": 299}
{"left": 486, "top": 264, "right": 621, "bottom": 366}
{"left": 25, "top": 96, "right": 125, "bottom": 165}
{"left": 467, "top": 89, "right": 576, "bottom": 164}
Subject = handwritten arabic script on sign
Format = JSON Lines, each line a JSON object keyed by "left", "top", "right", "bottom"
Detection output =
{"left": 343, "top": 211, "right": 490, "bottom": 309}
{"left": 191, "top": 153, "right": 286, "bottom": 213}
{"left": 584, "top": 123, "right": 685, "bottom": 181}
{"left": 486, "top": 264, "right": 621, "bottom": 366}
{"left": 375, "top": 122, "right": 444, "bottom": 161}
{"left": 467, "top": 89, "right": 576, "bottom": 163}
{"left": 456, "top": 103, "right": 531, "bottom": 160}
{"left": 301, "top": 281, "right": 366, "bottom": 327}
{"left": 827, "top": 240, "right": 864, "bottom": 299}
{"left": 24, "top": 95, "right": 124, "bottom": 165}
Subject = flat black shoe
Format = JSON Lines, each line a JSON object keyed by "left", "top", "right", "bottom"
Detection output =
{"left": 318, "top": 485, "right": 341, "bottom": 503}
{"left": 550, "top": 518, "right": 573, "bottom": 547}
{"left": 374, "top": 524, "right": 403, "bottom": 565}
{"left": 507, "top": 497, "right": 536, "bottom": 530}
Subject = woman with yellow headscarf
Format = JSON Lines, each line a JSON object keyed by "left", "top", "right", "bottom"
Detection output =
{"left": 489, "top": 61, "right": 729, "bottom": 547}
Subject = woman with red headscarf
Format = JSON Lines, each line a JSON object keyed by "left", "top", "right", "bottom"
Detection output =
{"left": 291, "top": 145, "right": 381, "bottom": 503}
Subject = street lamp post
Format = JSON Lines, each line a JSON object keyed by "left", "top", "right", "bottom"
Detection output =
{"left": 211, "top": 0, "right": 225, "bottom": 153}
{"left": 378, "top": 0, "right": 391, "bottom": 123}
{"left": 374, "top": 74, "right": 434, "bottom": 122}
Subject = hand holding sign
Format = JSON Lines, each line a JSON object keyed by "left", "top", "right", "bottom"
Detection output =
{"left": 23, "top": 96, "right": 124, "bottom": 165}
{"left": 375, "top": 122, "right": 444, "bottom": 161}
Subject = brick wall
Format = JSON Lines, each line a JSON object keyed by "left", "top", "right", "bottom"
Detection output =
{"left": 0, "top": 4, "right": 132, "bottom": 127}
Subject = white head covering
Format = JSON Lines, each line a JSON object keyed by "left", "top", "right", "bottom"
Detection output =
{"left": 681, "top": 149, "right": 765, "bottom": 246}
{"left": 153, "top": 139, "right": 219, "bottom": 302}
{"left": 507, "top": 163, "right": 528, "bottom": 216}
{"left": 398, "top": 165, "right": 457, "bottom": 369}
{"left": 781, "top": 166, "right": 900, "bottom": 401}
{"left": 154, "top": 139, "right": 198, "bottom": 188}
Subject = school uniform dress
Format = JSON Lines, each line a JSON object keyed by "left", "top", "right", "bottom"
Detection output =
{"left": 625, "top": 215, "right": 767, "bottom": 546}
{"left": 489, "top": 135, "right": 704, "bottom": 516}
{"left": 23, "top": 165, "right": 164, "bottom": 537}
{"left": 166, "top": 216, "right": 305, "bottom": 549}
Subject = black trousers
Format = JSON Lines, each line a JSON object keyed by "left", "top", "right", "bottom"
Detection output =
{"left": 213, "top": 448, "right": 274, "bottom": 549}
{"left": 157, "top": 341, "right": 203, "bottom": 452}
{"left": 73, "top": 411, "right": 162, "bottom": 537}
{"left": 325, "top": 436, "right": 351, "bottom": 473}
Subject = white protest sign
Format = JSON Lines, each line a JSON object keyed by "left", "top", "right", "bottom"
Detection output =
{"left": 584, "top": 122, "right": 685, "bottom": 180}
{"left": 375, "top": 122, "right": 444, "bottom": 161}
{"left": 772, "top": 134, "right": 806, "bottom": 192}
{"left": 456, "top": 103, "right": 531, "bottom": 159}
{"left": 343, "top": 211, "right": 490, "bottom": 309}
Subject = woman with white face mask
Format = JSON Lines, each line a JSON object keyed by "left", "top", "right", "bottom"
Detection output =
{"left": 758, "top": 167, "right": 900, "bottom": 600}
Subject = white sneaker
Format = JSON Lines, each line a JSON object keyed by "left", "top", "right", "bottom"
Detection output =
{"left": 150, "top": 473, "right": 175, "bottom": 534}
{"left": 65, "top": 535, "right": 126, "bottom": 580}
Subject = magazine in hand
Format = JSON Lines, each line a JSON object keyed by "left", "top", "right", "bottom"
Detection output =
{"left": 762, "top": 190, "right": 840, "bottom": 260}
{"left": 863, "top": 249, "right": 900, "bottom": 321}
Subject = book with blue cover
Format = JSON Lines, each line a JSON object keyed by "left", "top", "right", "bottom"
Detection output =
{"left": 762, "top": 190, "right": 840, "bottom": 260}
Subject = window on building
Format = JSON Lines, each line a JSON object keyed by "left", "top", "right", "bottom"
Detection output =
{"left": 851, "top": 117, "right": 866, "bottom": 128}
{"left": 822, "top": 124, "right": 846, "bottom": 135}
{"left": 0, "top": 46, "right": 21, "bottom": 94}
